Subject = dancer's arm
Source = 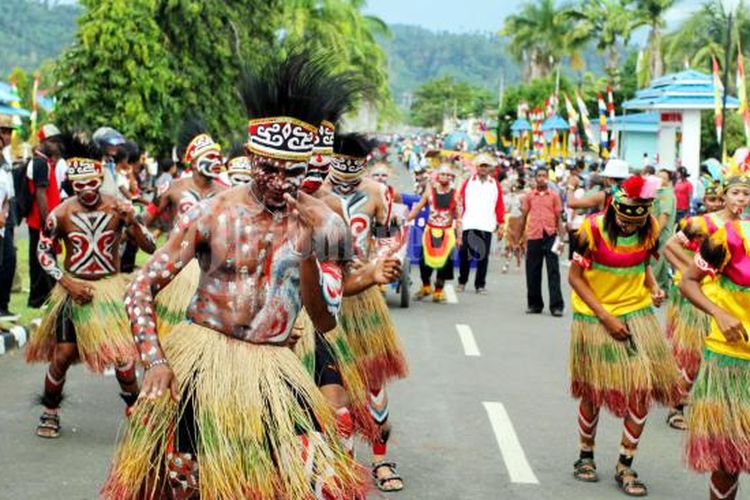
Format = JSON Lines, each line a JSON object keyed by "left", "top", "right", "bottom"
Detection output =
{"left": 117, "top": 199, "right": 157, "bottom": 254}
{"left": 680, "top": 234, "right": 748, "bottom": 343}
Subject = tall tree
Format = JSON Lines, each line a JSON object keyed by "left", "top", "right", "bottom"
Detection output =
{"left": 634, "top": 0, "right": 678, "bottom": 84}
{"left": 565, "top": 0, "right": 640, "bottom": 80}
{"left": 410, "top": 76, "right": 493, "bottom": 128}
{"left": 53, "top": 0, "right": 178, "bottom": 149}
{"left": 501, "top": 0, "right": 585, "bottom": 82}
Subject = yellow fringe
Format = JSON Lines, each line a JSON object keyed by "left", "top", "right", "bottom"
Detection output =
{"left": 103, "top": 322, "right": 365, "bottom": 499}
{"left": 154, "top": 259, "right": 201, "bottom": 337}
{"left": 25, "top": 275, "right": 136, "bottom": 372}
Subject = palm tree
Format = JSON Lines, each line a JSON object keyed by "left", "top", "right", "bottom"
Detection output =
{"left": 634, "top": 0, "right": 679, "bottom": 84}
{"left": 501, "top": 0, "right": 585, "bottom": 82}
{"left": 664, "top": 0, "right": 750, "bottom": 79}
{"left": 565, "top": 0, "right": 640, "bottom": 79}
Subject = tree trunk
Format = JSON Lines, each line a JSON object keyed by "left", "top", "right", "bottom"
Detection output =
{"left": 648, "top": 26, "right": 663, "bottom": 81}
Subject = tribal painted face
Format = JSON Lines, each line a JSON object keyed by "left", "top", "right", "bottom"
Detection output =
{"left": 68, "top": 158, "right": 104, "bottom": 207}
{"left": 301, "top": 152, "right": 331, "bottom": 194}
{"left": 195, "top": 150, "right": 224, "bottom": 179}
{"left": 329, "top": 154, "right": 366, "bottom": 197}
{"left": 249, "top": 153, "right": 307, "bottom": 209}
{"left": 227, "top": 156, "right": 254, "bottom": 186}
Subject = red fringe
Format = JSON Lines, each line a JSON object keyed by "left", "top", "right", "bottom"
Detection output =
{"left": 673, "top": 348, "right": 702, "bottom": 379}
{"left": 571, "top": 381, "right": 683, "bottom": 417}
{"left": 361, "top": 353, "right": 409, "bottom": 390}
{"left": 687, "top": 436, "right": 750, "bottom": 474}
{"left": 349, "top": 399, "right": 381, "bottom": 445}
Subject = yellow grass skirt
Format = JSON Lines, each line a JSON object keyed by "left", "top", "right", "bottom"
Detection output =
{"left": 294, "top": 310, "right": 381, "bottom": 444}
{"left": 569, "top": 308, "right": 683, "bottom": 417}
{"left": 102, "top": 321, "right": 366, "bottom": 499}
{"left": 665, "top": 285, "right": 709, "bottom": 380}
{"left": 25, "top": 275, "right": 136, "bottom": 373}
{"left": 154, "top": 259, "right": 200, "bottom": 337}
{"left": 339, "top": 286, "right": 408, "bottom": 388}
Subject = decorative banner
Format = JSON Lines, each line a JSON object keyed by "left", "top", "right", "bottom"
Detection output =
{"left": 564, "top": 93, "right": 579, "bottom": 156}
{"left": 737, "top": 41, "right": 750, "bottom": 146}
{"left": 30, "top": 73, "right": 40, "bottom": 142}
{"left": 713, "top": 54, "right": 724, "bottom": 145}
{"left": 517, "top": 101, "right": 529, "bottom": 120}
{"left": 575, "top": 90, "right": 597, "bottom": 152}
{"left": 597, "top": 92, "right": 609, "bottom": 156}
{"left": 531, "top": 107, "right": 545, "bottom": 155}
{"left": 607, "top": 83, "right": 616, "bottom": 152}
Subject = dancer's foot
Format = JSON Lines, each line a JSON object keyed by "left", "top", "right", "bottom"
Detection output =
{"left": 36, "top": 409, "right": 60, "bottom": 439}
{"left": 432, "top": 290, "right": 446, "bottom": 303}
{"left": 615, "top": 465, "right": 648, "bottom": 497}
{"left": 413, "top": 285, "right": 432, "bottom": 300}
{"left": 372, "top": 460, "right": 404, "bottom": 492}
{"left": 573, "top": 458, "right": 598, "bottom": 483}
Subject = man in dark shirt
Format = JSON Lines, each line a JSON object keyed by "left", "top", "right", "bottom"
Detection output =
{"left": 27, "top": 124, "right": 64, "bottom": 308}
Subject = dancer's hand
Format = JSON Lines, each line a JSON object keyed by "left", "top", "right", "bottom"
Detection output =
{"left": 713, "top": 309, "right": 748, "bottom": 343}
{"left": 650, "top": 286, "right": 666, "bottom": 308}
{"left": 373, "top": 257, "right": 401, "bottom": 284}
{"left": 599, "top": 311, "right": 630, "bottom": 341}
{"left": 60, "top": 275, "right": 94, "bottom": 304}
{"left": 140, "top": 364, "right": 179, "bottom": 401}
{"left": 115, "top": 199, "right": 137, "bottom": 225}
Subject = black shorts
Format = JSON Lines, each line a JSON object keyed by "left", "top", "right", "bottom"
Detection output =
{"left": 313, "top": 332, "right": 343, "bottom": 388}
{"left": 55, "top": 298, "right": 77, "bottom": 344}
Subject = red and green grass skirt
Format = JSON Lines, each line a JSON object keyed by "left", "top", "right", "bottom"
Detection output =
{"left": 666, "top": 284, "right": 709, "bottom": 379}
{"left": 294, "top": 310, "right": 381, "bottom": 444}
{"left": 569, "top": 307, "right": 683, "bottom": 417}
{"left": 687, "top": 349, "right": 750, "bottom": 473}
{"left": 339, "top": 286, "right": 408, "bottom": 389}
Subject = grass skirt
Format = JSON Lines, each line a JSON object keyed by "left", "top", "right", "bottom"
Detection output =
{"left": 687, "top": 350, "right": 750, "bottom": 473}
{"left": 666, "top": 285, "right": 709, "bottom": 379}
{"left": 339, "top": 286, "right": 408, "bottom": 389}
{"left": 569, "top": 308, "right": 683, "bottom": 417}
{"left": 102, "top": 321, "right": 366, "bottom": 499}
{"left": 154, "top": 259, "right": 200, "bottom": 337}
{"left": 294, "top": 310, "right": 381, "bottom": 444}
{"left": 25, "top": 275, "right": 136, "bottom": 373}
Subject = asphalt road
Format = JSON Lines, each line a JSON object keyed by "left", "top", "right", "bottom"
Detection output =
{"left": 0, "top": 262, "right": 741, "bottom": 499}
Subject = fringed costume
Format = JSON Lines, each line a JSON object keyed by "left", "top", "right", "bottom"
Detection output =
{"left": 153, "top": 259, "right": 201, "bottom": 336}
{"left": 103, "top": 322, "right": 366, "bottom": 499}
{"left": 26, "top": 275, "right": 135, "bottom": 373}
{"left": 687, "top": 221, "right": 750, "bottom": 476}
{"left": 570, "top": 214, "right": 683, "bottom": 416}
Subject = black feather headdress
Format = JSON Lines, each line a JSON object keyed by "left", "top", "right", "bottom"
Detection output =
{"left": 61, "top": 132, "right": 104, "bottom": 181}
{"left": 239, "top": 48, "right": 366, "bottom": 162}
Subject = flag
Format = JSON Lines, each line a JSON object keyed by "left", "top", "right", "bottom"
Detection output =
{"left": 597, "top": 93, "right": 609, "bottom": 157}
{"left": 564, "top": 93, "right": 579, "bottom": 155}
{"left": 713, "top": 54, "right": 724, "bottom": 145}
{"left": 737, "top": 41, "right": 750, "bottom": 146}
{"left": 607, "top": 84, "right": 616, "bottom": 152}
{"left": 531, "top": 107, "right": 545, "bottom": 155}
{"left": 30, "top": 73, "right": 40, "bottom": 142}
{"left": 576, "top": 90, "right": 597, "bottom": 152}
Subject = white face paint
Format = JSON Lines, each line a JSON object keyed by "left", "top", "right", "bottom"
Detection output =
{"left": 72, "top": 177, "right": 104, "bottom": 207}
{"left": 195, "top": 151, "right": 224, "bottom": 178}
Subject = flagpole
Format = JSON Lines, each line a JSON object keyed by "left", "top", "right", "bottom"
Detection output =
{"left": 720, "top": 13, "right": 734, "bottom": 159}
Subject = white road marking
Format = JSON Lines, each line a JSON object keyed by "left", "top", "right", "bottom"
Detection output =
{"left": 444, "top": 284, "right": 458, "bottom": 304}
{"left": 482, "top": 402, "right": 539, "bottom": 484}
{"left": 456, "top": 324, "right": 480, "bottom": 356}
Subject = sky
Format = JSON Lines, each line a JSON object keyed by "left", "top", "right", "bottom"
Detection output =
{"left": 364, "top": 0, "right": 707, "bottom": 35}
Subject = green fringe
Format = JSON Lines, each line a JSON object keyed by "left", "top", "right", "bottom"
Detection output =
{"left": 691, "top": 349, "right": 750, "bottom": 405}
{"left": 591, "top": 261, "right": 645, "bottom": 276}
{"left": 717, "top": 275, "right": 750, "bottom": 293}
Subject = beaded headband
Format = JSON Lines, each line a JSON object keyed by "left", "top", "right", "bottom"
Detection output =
{"left": 247, "top": 116, "right": 317, "bottom": 162}
{"left": 67, "top": 157, "right": 102, "bottom": 182}
{"left": 183, "top": 133, "right": 221, "bottom": 164}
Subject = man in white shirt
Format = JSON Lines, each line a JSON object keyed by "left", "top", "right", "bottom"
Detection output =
{"left": 0, "top": 115, "right": 18, "bottom": 319}
{"left": 457, "top": 153, "right": 505, "bottom": 293}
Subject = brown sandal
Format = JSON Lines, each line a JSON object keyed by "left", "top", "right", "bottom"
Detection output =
{"left": 667, "top": 409, "right": 687, "bottom": 431}
{"left": 36, "top": 411, "right": 60, "bottom": 439}
{"left": 615, "top": 466, "right": 648, "bottom": 497}
{"left": 573, "top": 458, "right": 599, "bottom": 482}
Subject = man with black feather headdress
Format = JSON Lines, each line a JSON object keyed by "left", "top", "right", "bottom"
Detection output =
{"left": 103, "top": 51, "right": 367, "bottom": 499}
{"left": 25, "top": 132, "right": 156, "bottom": 439}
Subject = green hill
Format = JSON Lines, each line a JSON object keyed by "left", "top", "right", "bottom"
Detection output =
{"left": 0, "top": 0, "right": 81, "bottom": 77}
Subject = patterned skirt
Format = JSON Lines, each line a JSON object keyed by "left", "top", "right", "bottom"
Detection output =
{"left": 665, "top": 285, "right": 709, "bottom": 382}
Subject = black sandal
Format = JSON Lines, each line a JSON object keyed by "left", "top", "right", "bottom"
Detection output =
{"left": 573, "top": 458, "right": 599, "bottom": 483}
{"left": 666, "top": 409, "right": 687, "bottom": 431}
{"left": 372, "top": 460, "right": 404, "bottom": 492}
{"left": 615, "top": 466, "right": 648, "bottom": 497}
{"left": 36, "top": 411, "right": 60, "bottom": 439}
